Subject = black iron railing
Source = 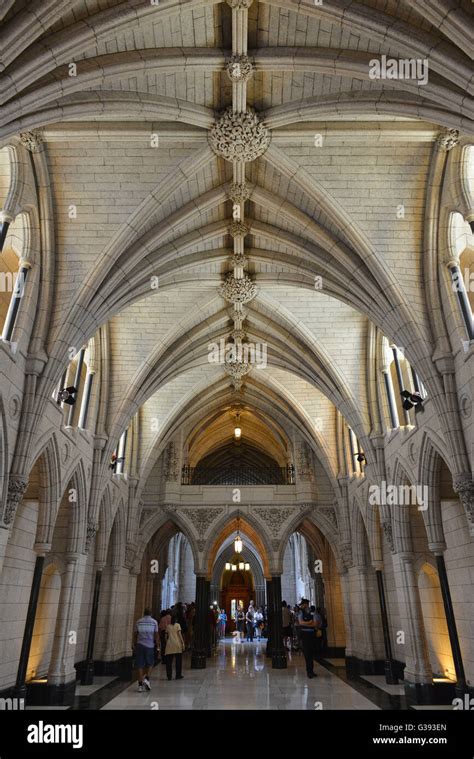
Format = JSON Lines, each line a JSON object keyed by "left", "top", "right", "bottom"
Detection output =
{"left": 181, "top": 465, "right": 295, "bottom": 486}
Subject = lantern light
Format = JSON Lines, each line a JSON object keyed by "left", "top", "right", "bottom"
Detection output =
{"left": 225, "top": 563, "right": 231, "bottom": 570}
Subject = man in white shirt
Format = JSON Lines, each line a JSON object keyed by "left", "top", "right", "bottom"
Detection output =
{"left": 133, "top": 608, "right": 159, "bottom": 692}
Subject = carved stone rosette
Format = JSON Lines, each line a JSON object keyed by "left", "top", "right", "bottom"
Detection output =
{"left": 19, "top": 130, "right": 43, "bottom": 152}
{"left": 228, "top": 182, "right": 252, "bottom": 204}
{"left": 229, "top": 221, "right": 250, "bottom": 239}
{"left": 226, "top": 54, "right": 254, "bottom": 83}
{"left": 436, "top": 128, "right": 460, "bottom": 152}
{"left": 2, "top": 475, "right": 29, "bottom": 527}
{"left": 219, "top": 272, "right": 257, "bottom": 304}
{"left": 209, "top": 109, "right": 270, "bottom": 163}
{"left": 453, "top": 474, "right": 474, "bottom": 534}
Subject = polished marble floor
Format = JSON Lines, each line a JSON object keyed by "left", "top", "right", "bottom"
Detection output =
{"left": 100, "top": 638, "right": 380, "bottom": 711}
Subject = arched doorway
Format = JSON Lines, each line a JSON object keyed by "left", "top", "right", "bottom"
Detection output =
{"left": 220, "top": 560, "right": 254, "bottom": 632}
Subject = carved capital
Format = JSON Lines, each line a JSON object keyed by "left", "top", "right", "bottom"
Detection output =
{"left": 453, "top": 474, "right": 474, "bottom": 535}
{"left": 19, "top": 130, "right": 43, "bottom": 152}
{"left": 436, "top": 128, "right": 460, "bottom": 152}
{"left": 381, "top": 519, "right": 395, "bottom": 554}
{"left": 226, "top": 0, "right": 253, "bottom": 7}
{"left": 84, "top": 520, "right": 98, "bottom": 554}
{"left": 2, "top": 475, "right": 29, "bottom": 527}
{"left": 339, "top": 543, "right": 354, "bottom": 571}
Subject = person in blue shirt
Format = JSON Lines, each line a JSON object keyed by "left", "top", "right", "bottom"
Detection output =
{"left": 218, "top": 609, "right": 227, "bottom": 639}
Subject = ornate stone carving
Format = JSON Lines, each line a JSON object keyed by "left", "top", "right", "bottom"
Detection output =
{"left": 381, "top": 520, "right": 395, "bottom": 553}
{"left": 296, "top": 442, "right": 314, "bottom": 482}
{"left": 197, "top": 539, "right": 206, "bottom": 552}
{"left": 85, "top": 521, "right": 98, "bottom": 553}
{"left": 163, "top": 442, "right": 178, "bottom": 481}
{"left": 229, "top": 220, "right": 250, "bottom": 239}
{"left": 339, "top": 543, "right": 353, "bottom": 570}
{"left": 2, "top": 475, "right": 28, "bottom": 526}
{"left": 320, "top": 507, "right": 338, "bottom": 529}
{"left": 254, "top": 507, "right": 293, "bottom": 537}
{"left": 124, "top": 545, "right": 136, "bottom": 569}
{"left": 219, "top": 272, "right": 257, "bottom": 304}
{"left": 228, "top": 182, "right": 251, "bottom": 204}
{"left": 181, "top": 507, "right": 224, "bottom": 536}
{"left": 209, "top": 109, "right": 270, "bottom": 163}
{"left": 226, "top": 0, "right": 253, "bottom": 7}
{"left": 224, "top": 355, "right": 252, "bottom": 390}
{"left": 231, "top": 253, "right": 248, "bottom": 271}
{"left": 436, "top": 129, "right": 460, "bottom": 152}
{"left": 19, "top": 130, "right": 43, "bottom": 152}
{"left": 453, "top": 474, "right": 474, "bottom": 534}
{"left": 230, "top": 327, "right": 247, "bottom": 341}
{"left": 225, "top": 54, "right": 253, "bottom": 83}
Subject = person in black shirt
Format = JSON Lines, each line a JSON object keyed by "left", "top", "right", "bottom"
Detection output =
{"left": 297, "top": 599, "right": 318, "bottom": 678}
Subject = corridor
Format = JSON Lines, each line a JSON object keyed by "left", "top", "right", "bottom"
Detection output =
{"left": 97, "top": 641, "right": 380, "bottom": 711}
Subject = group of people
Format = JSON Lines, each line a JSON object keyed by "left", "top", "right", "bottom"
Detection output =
{"left": 133, "top": 602, "right": 195, "bottom": 688}
{"left": 132, "top": 597, "right": 329, "bottom": 690}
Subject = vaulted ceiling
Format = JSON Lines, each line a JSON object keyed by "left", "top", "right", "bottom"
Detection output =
{"left": 1, "top": 0, "right": 473, "bottom": 486}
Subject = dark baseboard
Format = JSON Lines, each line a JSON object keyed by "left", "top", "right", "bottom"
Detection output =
{"left": 345, "top": 655, "right": 405, "bottom": 679}
{"left": 404, "top": 680, "right": 454, "bottom": 706}
{"left": 75, "top": 656, "right": 132, "bottom": 680}
{"left": 325, "top": 646, "right": 346, "bottom": 658}
{"left": 26, "top": 679, "right": 76, "bottom": 706}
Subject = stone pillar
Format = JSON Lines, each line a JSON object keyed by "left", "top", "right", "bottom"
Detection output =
{"left": 191, "top": 576, "right": 209, "bottom": 669}
{"left": 13, "top": 551, "right": 46, "bottom": 699}
{"left": 48, "top": 552, "right": 87, "bottom": 686}
{"left": 103, "top": 567, "right": 121, "bottom": 662}
{"left": 80, "top": 565, "right": 104, "bottom": 685}
{"left": 375, "top": 565, "right": 398, "bottom": 684}
{"left": 434, "top": 550, "right": 467, "bottom": 695}
{"left": 270, "top": 576, "right": 287, "bottom": 669}
{"left": 265, "top": 578, "right": 273, "bottom": 657}
{"left": 393, "top": 552, "right": 432, "bottom": 691}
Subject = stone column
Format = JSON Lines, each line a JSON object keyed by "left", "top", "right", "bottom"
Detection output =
{"left": 374, "top": 563, "right": 398, "bottom": 684}
{"left": 13, "top": 550, "right": 46, "bottom": 699}
{"left": 103, "top": 567, "right": 121, "bottom": 662}
{"left": 48, "top": 552, "right": 87, "bottom": 687}
{"left": 434, "top": 549, "right": 467, "bottom": 695}
{"left": 270, "top": 576, "right": 287, "bottom": 669}
{"left": 80, "top": 564, "right": 104, "bottom": 685}
{"left": 265, "top": 578, "right": 273, "bottom": 658}
{"left": 393, "top": 552, "right": 432, "bottom": 689}
{"left": 191, "top": 575, "right": 209, "bottom": 669}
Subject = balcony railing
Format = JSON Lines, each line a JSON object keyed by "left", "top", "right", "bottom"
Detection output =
{"left": 181, "top": 464, "right": 295, "bottom": 486}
